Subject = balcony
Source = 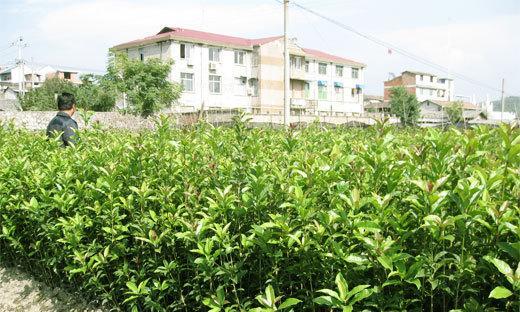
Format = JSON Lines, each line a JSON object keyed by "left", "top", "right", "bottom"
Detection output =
{"left": 290, "top": 67, "right": 307, "bottom": 80}
{"left": 291, "top": 98, "right": 317, "bottom": 109}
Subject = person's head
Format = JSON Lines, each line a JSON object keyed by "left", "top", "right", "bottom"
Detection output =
{"left": 57, "top": 92, "right": 76, "bottom": 115}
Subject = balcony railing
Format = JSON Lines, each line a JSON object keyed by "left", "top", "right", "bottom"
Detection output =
{"left": 290, "top": 98, "right": 317, "bottom": 109}
{"left": 290, "top": 67, "right": 307, "bottom": 80}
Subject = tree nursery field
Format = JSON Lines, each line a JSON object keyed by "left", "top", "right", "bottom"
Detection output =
{"left": 0, "top": 119, "right": 518, "bottom": 311}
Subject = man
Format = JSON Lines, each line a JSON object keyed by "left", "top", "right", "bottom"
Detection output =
{"left": 46, "top": 92, "right": 78, "bottom": 147}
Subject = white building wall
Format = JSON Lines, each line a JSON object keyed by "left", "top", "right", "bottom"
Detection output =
{"left": 299, "top": 60, "right": 364, "bottom": 114}
{"left": 126, "top": 39, "right": 364, "bottom": 114}
{"left": 131, "top": 41, "right": 257, "bottom": 112}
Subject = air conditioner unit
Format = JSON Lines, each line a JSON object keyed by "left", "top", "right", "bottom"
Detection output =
{"left": 209, "top": 63, "right": 218, "bottom": 71}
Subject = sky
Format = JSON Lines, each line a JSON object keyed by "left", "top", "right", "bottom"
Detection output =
{"left": 1, "top": 0, "right": 519, "bottom": 101}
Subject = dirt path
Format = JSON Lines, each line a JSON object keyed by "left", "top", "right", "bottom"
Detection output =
{"left": 0, "top": 264, "right": 102, "bottom": 312}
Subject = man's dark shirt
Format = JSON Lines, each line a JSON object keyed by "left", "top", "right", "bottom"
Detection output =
{"left": 46, "top": 111, "right": 78, "bottom": 146}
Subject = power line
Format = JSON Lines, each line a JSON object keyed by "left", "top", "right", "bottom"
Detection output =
{"left": 274, "top": 0, "right": 518, "bottom": 97}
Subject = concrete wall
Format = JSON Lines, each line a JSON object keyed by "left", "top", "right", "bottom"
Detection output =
{"left": 0, "top": 112, "right": 155, "bottom": 131}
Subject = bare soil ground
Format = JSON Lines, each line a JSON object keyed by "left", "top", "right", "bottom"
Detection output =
{"left": 0, "top": 263, "right": 102, "bottom": 312}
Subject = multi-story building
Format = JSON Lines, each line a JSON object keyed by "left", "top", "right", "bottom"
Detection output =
{"left": 113, "top": 27, "right": 366, "bottom": 115}
{"left": 384, "top": 71, "right": 454, "bottom": 102}
{"left": 0, "top": 62, "right": 86, "bottom": 95}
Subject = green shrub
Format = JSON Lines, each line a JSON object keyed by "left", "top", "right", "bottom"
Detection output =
{"left": 20, "top": 78, "right": 77, "bottom": 111}
{"left": 0, "top": 120, "right": 518, "bottom": 311}
{"left": 389, "top": 86, "right": 420, "bottom": 126}
{"left": 446, "top": 101, "right": 464, "bottom": 124}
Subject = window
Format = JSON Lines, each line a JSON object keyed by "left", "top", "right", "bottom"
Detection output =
{"left": 64, "top": 72, "right": 71, "bottom": 80}
{"left": 305, "top": 61, "right": 310, "bottom": 73}
{"left": 209, "top": 47, "right": 221, "bottom": 62}
{"left": 336, "top": 65, "right": 343, "bottom": 77}
{"left": 430, "top": 89, "right": 434, "bottom": 96}
{"left": 138, "top": 48, "right": 144, "bottom": 61}
{"left": 234, "top": 77, "right": 247, "bottom": 95}
{"left": 351, "top": 88, "right": 361, "bottom": 97}
{"left": 334, "top": 83, "right": 344, "bottom": 101}
{"left": 291, "top": 57, "right": 302, "bottom": 69}
{"left": 318, "top": 82, "right": 327, "bottom": 100}
{"left": 304, "top": 82, "right": 310, "bottom": 98}
{"left": 181, "top": 73, "right": 194, "bottom": 92}
{"left": 249, "top": 78, "right": 259, "bottom": 96}
{"left": 180, "top": 44, "right": 191, "bottom": 59}
{"left": 234, "top": 51, "right": 245, "bottom": 65}
{"left": 430, "top": 76, "right": 434, "bottom": 83}
{"left": 209, "top": 75, "right": 221, "bottom": 93}
{"left": 420, "top": 75, "right": 424, "bottom": 81}
{"left": 352, "top": 68, "right": 359, "bottom": 79}
{"left": 319, "top": 63, "right": 327, "bottom": 75}
{"left": 420, "top": 88, "right": 424, "bottom": 95}
{"left": 0, "top": 73, "right": 11, "bottom": 81}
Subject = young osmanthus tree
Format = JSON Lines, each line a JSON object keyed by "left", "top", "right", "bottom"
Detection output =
{"left": 106, "top": 51, "right": 182, "bottom": 117}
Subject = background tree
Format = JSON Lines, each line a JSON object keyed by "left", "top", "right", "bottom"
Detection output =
{"left": 389, "top": 86, "right": 420, "bottom": 126}
{"left": 445, "top": 101, "right": 463, "bottom": 124}
{"left": 20, "top": 75, "right": 117, "bottom": 112}
{"left": 20, "top": 78, "right": 76, "bottom": 111}
{"left": 76, "top": 74, "right": 117, "bottom": 112}
{"left": 493, "top": 96, "right": 520, "bottom": 117}
{"left": 106, "top": 52, "right": 182, "bottom": 117}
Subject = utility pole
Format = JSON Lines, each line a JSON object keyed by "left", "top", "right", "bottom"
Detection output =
{"left": 500, "top": 78, "right": 505, "bottom": 122}
{"left": 12, "top": 36, "right": 28, "bottom": 97}
{"left": 283, "top": 0, "right": 290, "bottom": 127}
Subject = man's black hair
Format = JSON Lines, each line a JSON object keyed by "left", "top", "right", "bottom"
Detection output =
{"left": 57, "top": 92, "right": 76, "bottom": 111}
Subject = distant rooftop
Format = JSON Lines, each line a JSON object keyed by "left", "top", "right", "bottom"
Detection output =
{"left": 403, "top": 70, "right": 453, "bottom": 80}
{"left": 113, "top": 27, "right": 365, "bottom": 67}
{"left": 0, "top": 62, "right": 104, "bottom": 75}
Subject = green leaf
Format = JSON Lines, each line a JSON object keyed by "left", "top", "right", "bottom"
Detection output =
{"left": 335, "top": 273, "right": 349, "bottom": 301}
{"left": 350, "top": 289, "right": 373, "bottom": 305}
{"left": 265, "top": 285, "right": 275, "bottom": 307}
{"left": 346, "top": 285, "right": 370, "bottom": 302}
{"left": 278, "top": 298, "right": 301, "bottom": 310}
{"left": 126, "top": 281, "right": 138, "bottom": 293}
{"left": 489, "top": 286, "right": 513, "bottom": 299}
{"left": 377, "top": 255, "right": 393, "bottom": 271}
{"left": 484, "top": 256, "right": 513, "bottom": 278}
{"left": 345, "top": 254, "right": 367, "bottom": 265}
{"left": 317, "top": 289, "right": 341, "bottom": 301}
{"left": 313, "top": 296, "right": 334, "bottom": 307}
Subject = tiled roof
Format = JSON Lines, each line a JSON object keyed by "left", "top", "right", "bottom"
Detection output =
{"left": 113, "top": 27, "right": 365, "bottom": 66}
{"left": 403, "top": 70, "right": 453, "bottom": 80}
{"left": 423, "top": 100, "right": 480, "bottom": 110}
{"left": 114, "top": 27, "right": 283, "bottom": 50}
{"left": 303, "top": 48, "right": 365, "bottom": 67}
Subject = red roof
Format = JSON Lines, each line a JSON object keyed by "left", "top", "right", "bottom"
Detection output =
{"left": 303, "top": 48, "right": 365, "bottom": 67}
{"left": 113, "top": 27, "right": 364, "bottom": 66}
{"left": 114, "top": 27, "right": 283, "bottom": 49}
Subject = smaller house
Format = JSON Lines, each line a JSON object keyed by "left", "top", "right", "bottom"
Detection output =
{"left": 0, "top": 62, "right": 97, "bottom": 97}
{"left": 420, "top": 100, "right": 480, "bottom": 119}
{"left": 384, "top": 71, "right": 454, "bottom": 102}
{"left": 364, "top": 95, "right": 390, "bottom": 113}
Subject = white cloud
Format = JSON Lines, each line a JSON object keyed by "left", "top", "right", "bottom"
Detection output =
{"left": 30, "top": 0, "right": 291, "bottom": 69}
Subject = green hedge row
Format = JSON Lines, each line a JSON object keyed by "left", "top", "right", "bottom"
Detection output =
{"left": 0, "top": 119, "right": 518, "bottom": 311}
